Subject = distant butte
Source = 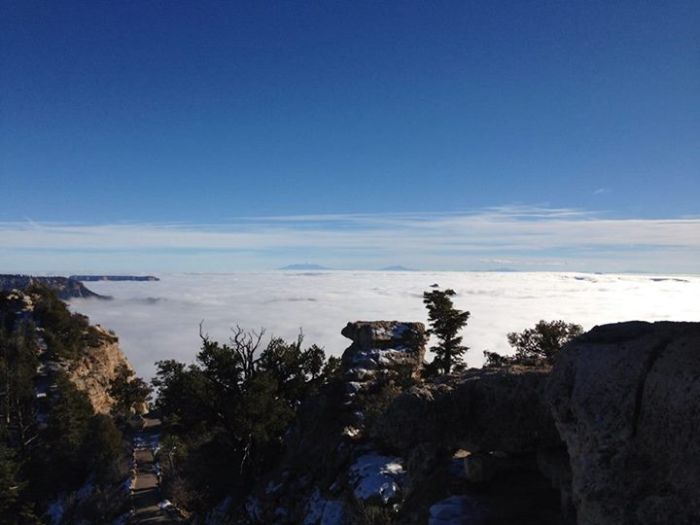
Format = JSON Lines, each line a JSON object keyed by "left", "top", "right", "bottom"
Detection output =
{"left": 70, "top": 275, "right": 160, "bottom": 282}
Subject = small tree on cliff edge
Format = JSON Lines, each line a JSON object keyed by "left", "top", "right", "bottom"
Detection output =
{"left": 423, "top": 289, "right": 470, "bottom": 374}
{"left": 506, "top": 320, "right": 583, "bottom": 365}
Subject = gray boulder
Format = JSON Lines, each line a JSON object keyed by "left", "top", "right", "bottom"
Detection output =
{"left": 546, "top": 321, "right": 700, "bottom": 525}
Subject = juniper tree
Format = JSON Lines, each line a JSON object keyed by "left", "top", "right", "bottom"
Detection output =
{"left": 423, "top": 289, "right": 470, "bottom": 374}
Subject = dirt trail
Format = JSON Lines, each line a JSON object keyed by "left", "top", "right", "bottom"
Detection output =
{"left": 130, "top": 416, "right": 181, "bottom": 524}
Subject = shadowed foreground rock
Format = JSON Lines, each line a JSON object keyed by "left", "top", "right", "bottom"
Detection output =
{"left": 220, "top": 320, "right": 700, "bottom": 525}
{"left": 547, "top": 321, "right": 700, "bottom": 525}
{"left": 374, "top": 365, "right": 560, "bottom": 454}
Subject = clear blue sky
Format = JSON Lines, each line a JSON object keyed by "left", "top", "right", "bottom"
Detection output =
{"left": 1, "top": 1, "right": 699, "bottom": 273}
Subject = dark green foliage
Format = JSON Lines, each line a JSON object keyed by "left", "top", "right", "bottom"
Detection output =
{"left": 507, "top": 320, "right": 583, "bottom": 364}
{"left": 484, "top": 320, "right": 583, "bottom": 367}
{"left": 82, "top": 415, "right": 123, "bottom": 483}
{"left": 153, "top": 327, "right": 337, "bottom": 513}
{"left": 0, "top": 289, "right": 126, "bottom": 521}
{"left": 423, "top": 289, "right": 470, "bottom": 374}
{"left": 23, "top": 373, "right": 126, "bottom": 513}
{"left": 482, "top": 350, "right": 510, "bottom": 368}
{"left": 28, "top": 374, "right": 96, "bottom": 495}
{"left": 108, "top": 363, "right": 151, "bottom": 418}
{"left": 0, "top": 324, "right": 38, "bottom": 444}
{"left": 26, "top": 286, "right": 104, "bottom": 359}
{"left": 0, "top": 444, "right": 22, "bottom": 521}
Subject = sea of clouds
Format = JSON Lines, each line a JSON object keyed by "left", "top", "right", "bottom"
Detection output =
{"left": 69, "top": 271, "right": 700, "bottom": 379}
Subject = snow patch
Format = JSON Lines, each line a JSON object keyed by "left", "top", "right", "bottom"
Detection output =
{"left": 429, "top": 495, "right": 486, "bottom": 525}
{"left": 46, "top": 500, "right": 64, "bottom": 525}
{"left": 304, "top": 489, "right": 346, "bottom": 525}
{"left": 349, "top": 453, "right": 405, "bottom": 504}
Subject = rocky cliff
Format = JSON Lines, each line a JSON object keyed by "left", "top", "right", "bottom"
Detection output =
{"left": 1, "top": 288, "right": 136, "bottom": 414}
{"left": 64, "top": 325, "right": 137, "bottom": 414}
{"left": 238, "top": 320, "right": 700, "bottom": 525}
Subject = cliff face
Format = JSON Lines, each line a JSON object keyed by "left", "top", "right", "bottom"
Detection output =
{"left": 1, "top": 288, "right": 135, "bottom": 415}
{"left": 64, "top": 325, "right": 136, "bottom": 414}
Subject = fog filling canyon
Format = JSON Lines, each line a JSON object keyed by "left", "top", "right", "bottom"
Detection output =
{"left": 69, "top": 271, "right": 700, "bottom": 379}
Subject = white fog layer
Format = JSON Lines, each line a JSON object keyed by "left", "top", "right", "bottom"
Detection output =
{"left": 68, "top": 271, "right": 700, "bottom": 379}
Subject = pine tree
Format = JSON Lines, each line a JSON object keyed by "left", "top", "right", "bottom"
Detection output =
{"left": 423, "top": 289, "right": 470, "bottom": 374}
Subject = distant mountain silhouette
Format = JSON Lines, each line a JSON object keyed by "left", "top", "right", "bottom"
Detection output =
{"left": 70, "top": 275, "right": 160, "bottom": 282}
{"left": 379, "top": 265, "right": 419, "bottom": 271}
{"left": 278, "top": 264, "right": 331, "bottom": 270}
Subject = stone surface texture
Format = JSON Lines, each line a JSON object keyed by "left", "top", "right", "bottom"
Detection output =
{"left": 546, "top": 321, "right": 700, "bottom": 525}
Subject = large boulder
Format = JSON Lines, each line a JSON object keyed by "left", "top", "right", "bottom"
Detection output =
{"left": 546, "top": 321, "right": 700, "bottom": 525}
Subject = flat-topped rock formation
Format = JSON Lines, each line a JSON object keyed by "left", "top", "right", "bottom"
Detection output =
{"left": 70, "top": 275, "right": 160, "bottom": 282}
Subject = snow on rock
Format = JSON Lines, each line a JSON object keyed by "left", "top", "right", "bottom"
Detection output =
{"left": 246, "top": 495, "right": 263, "bottom": 522}
{"left": 304, "top": 489, "right": 346, "bottom": 525}
{"left": 320, "top": 500, "right": 345, "bottom": 525}
{"left": 429, "top": 495, "right": 487, "bottom": 525}
{"left": 111, "top": 512, "right": 130, "bottom": 525}
{"left": 205, "top": 496, "right": 233, "bottom": 525}
{"left": 75, "top": 479, "right": 95, "bottom": 502}
{"left": 349, "top": 453, "right": 405, "bottom": 504}
{"left": 46, "top": 500, "right": 64, "bottom": 525}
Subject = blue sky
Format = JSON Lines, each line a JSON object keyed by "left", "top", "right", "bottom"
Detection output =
{"left": 1, "top": 2, "right": 698, "bottom": 272}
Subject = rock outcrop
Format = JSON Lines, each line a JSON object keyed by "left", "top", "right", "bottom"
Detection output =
{"left": 1, "top": 288, "right": 137, "bottom": 414}
{"left": 243, "top": 321, "right": 427, "bottom": 525}
{"left": 64, "top": 325, "right": 138, "bottom": 414}
{"left": 0, "top": 274, "right": 108, "bottom": 299}
{"left": 546, "top": 321, "right": 700, "bottom": 525}
{"left": 374, "top": 365, "right": 560, "bottom": 455}
{"left": 341, "top": 321, "right": 426, "bottom": 402}
{"left": 213, "top": 319, "right": 700, "bottom": 524}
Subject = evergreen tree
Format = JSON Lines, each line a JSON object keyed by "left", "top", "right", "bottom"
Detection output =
{"left": 152, "top": 327, "right": 337, "bottom": 512}
{"left": 108, "top": 364, "right": 151, "bottom": 418}
{"left": 506, "top": 320, "right": 583, "bottom": 364}
{"left": 423, "top": 289, "right": 470, "bottom": 374}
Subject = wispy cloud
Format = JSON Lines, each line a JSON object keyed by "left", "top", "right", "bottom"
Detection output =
{"left": 1, "top": 206, "right": 699, "bottom": 273}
